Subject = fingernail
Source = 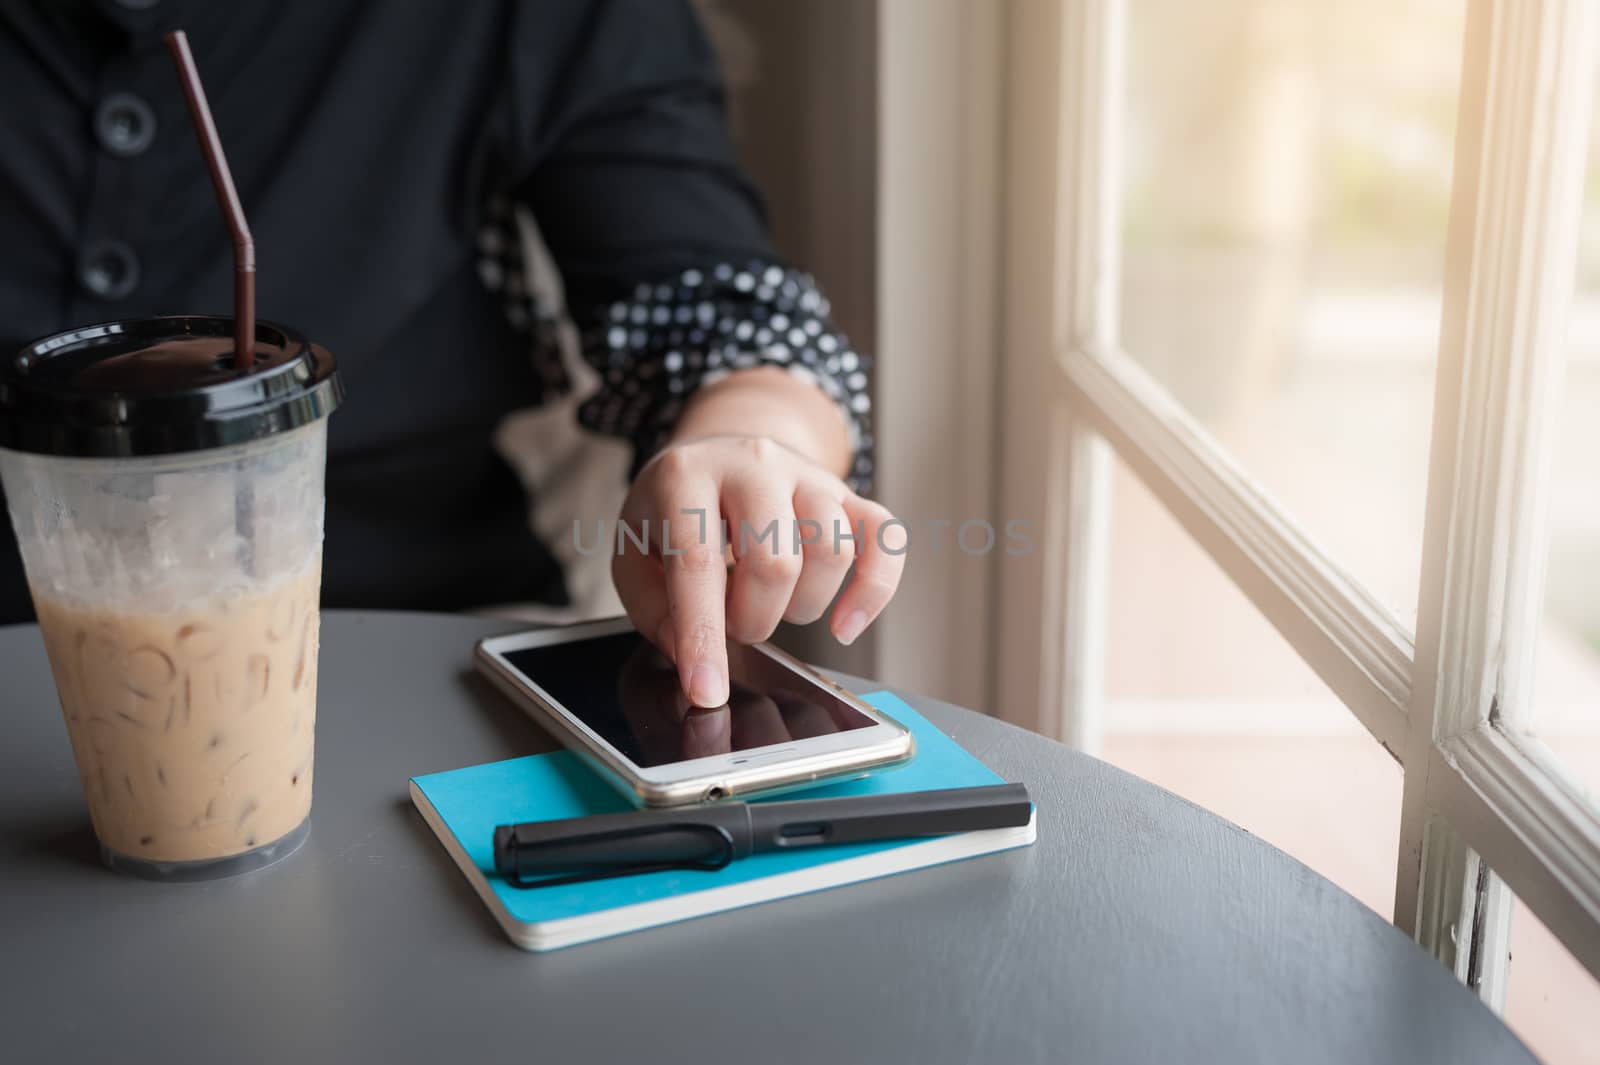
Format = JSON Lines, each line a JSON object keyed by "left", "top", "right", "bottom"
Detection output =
{"left": 656, "top": 620, "right": 676, "bottom": 658}
{"left": 835, "top": 609, "right": 868, "bottom": 646}
{"left": 689, "top": 663, "right": 729, "bottom": 708}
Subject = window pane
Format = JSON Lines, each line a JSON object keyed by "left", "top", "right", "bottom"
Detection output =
{"left": 1495, "top": 873, "right": 1600, "bottom": 1065}
{"left": 1100, "top": 456, "right": 1402, "bottom": 916}
{"left": 1121, "top": 0, "right": 1465, "bottom": 626}
{"left": 1505, "top": 79, "right": 1600, "bottom": 807}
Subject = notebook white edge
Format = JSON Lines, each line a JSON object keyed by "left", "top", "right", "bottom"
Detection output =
{"left": 409, "top": 778, "right": 1037, "bottom": 953}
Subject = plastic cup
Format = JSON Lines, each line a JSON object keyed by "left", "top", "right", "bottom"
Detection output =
{"left": 0, "top": 316, "right": 343, "bottom": 880}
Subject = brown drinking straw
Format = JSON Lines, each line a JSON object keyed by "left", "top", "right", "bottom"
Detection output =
{"left": 164, "top": 30, "right": 255, "bottom": 369}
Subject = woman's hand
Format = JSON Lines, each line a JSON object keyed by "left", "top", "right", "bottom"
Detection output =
{"left": 610, "top": 367, "right": 905, "bottom": 709}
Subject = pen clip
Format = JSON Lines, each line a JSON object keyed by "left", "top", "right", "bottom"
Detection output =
{"left": 499, "top": 822, "right": 736, "bottom": 890}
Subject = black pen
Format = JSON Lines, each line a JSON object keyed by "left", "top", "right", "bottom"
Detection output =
{"left": 493, "top": 782, "right": 1032, "bottom": 886}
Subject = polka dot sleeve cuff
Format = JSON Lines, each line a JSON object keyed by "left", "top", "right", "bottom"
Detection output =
{"left": 576, "top": 262, "right": 875, "bottom": 492}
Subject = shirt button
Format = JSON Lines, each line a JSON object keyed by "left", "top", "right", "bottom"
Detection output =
{"left": 95, "top": 93, "right": 157, "bottom": 158}
{"left": 79, "top": 241, "right": 141, "bottom": 301}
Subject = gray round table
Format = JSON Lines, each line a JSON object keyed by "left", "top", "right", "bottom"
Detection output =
{"left": 0, "top": 611, "right": 1534, "bottom": 1065}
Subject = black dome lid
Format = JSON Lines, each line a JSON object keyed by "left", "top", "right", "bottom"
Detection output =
{"left": 0, "top": 316, "right": 342, "bottom": 458}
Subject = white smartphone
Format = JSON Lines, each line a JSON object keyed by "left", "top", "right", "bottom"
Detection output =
{"left": 474, "top": 617, "right": 915, "bottom": 807}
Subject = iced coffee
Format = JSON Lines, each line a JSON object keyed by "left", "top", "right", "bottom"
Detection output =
{"left": 34, "top": 560, "right": 323, "bottom": 862}
{"left": 0, "top": 316, "right": 342, "bottom": 877}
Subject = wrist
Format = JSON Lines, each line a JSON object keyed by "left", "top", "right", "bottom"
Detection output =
{"left": 667, "top": 366, "right": 853, "bottom": 476}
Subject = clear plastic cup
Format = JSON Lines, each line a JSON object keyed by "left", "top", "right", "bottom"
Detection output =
{"left": 0, "top": 316, "right": 342, "bottom": 879}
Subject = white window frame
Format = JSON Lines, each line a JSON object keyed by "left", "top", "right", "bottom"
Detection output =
{"left": 996, "top": 0, "right": 1600, "bottom": 992}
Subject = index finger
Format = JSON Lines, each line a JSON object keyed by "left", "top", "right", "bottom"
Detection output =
{"left": 661, "top": 478, "right": 730, "bottom": 708}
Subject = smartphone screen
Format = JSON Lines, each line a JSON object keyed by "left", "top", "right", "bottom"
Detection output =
{"left": 501, "top": 633, "right": 877, "bottom": 768}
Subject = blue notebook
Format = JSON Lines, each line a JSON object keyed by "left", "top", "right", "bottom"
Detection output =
{"left": 409, "top": 692, "right": 1037, "bottom": 951}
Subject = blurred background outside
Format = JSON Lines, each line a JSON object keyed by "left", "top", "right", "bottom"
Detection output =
{"left": 1104, "top": 3, "right": 1600, "bottom": 1062}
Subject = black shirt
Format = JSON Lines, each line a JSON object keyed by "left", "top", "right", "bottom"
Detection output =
{"left": 0, "top": 0, "right": 873, "bottom": 624}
